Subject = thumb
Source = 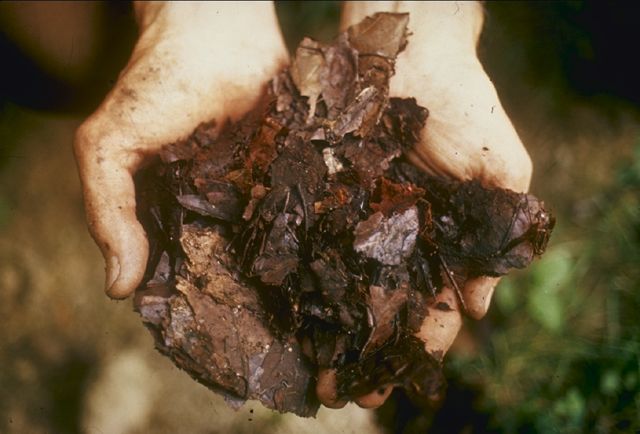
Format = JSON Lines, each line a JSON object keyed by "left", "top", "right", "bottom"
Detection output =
{"left": 74, "top": 126, "right": 148, "bottom": 299}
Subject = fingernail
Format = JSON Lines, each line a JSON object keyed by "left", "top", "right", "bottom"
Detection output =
{"left": 105, "top": 255, "right": 121, "bottom": 294}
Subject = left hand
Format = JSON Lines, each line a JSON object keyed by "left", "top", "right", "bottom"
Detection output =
{"left": 74, "top": 2, "right": 288, "bottom": 299}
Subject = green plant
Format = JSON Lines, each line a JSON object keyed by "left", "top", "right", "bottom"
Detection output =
{"left": 448, "top": 140, "right": 640, "bottom": 433}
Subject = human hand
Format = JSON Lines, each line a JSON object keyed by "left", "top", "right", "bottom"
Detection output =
{"left": 316, "top": 1, "right": 533, "bottom": 409}
{"left": 74, "top": 2, "right": 288, "bottom": 299}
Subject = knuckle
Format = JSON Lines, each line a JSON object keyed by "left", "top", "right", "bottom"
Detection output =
{"left": 73, "top": 121, "right": 92, "bottom": 158}
{"left": 489, "top": 138, "right": 533, "bottom": 192}
{"left": 510, "top": 143, "right": 533, "bottom": 192}
{"left": 75, "top": 117, "right": 133, "bottom": 170}
{"left": 74, "top": 118, "right": 106, "bottom": 162}
{"left": 514, "top": 139, "right": 533, "bottom": 177}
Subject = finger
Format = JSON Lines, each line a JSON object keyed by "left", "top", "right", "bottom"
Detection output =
{"left": 74, "top": 131, "right": 149, "bottom": 299}
{"left": 354, "top": 385, "right": 393, "bottom": 409}
{"left": 316, "top": 369, "right": 348, "bottom": 409}
{"left": 463, "top": 276, "right": 500, "bottom": 320}
{"left": 415, "top": 286, "right": 462, "bottom": 361}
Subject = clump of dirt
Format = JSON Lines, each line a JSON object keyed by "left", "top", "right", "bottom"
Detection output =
{"left": 134, "top": 13, "right": 554, "bottom": 417}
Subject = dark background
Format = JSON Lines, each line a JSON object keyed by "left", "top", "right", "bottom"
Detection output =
{"left": 3, "top": 2, "right": 640, "bottom": 111}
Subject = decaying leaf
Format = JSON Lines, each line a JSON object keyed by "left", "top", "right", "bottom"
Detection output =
{"left": 353, "top": 207, "right": 419, "bottom": 266}
{"left": 134, "top": 12, "right": 554, "bottom": 417}
{"left": 347, "top": 12, "right": 410, "bottom": 58}
{"left": 135, "top": 226, "right": 319, "bottom": 416}
{"left": 290, "top": 38, "right": 325, "bottom": 117}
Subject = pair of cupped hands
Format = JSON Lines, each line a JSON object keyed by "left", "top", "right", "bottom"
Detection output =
{"left": 74, "top": 2, "right": 531, "bottom": 409}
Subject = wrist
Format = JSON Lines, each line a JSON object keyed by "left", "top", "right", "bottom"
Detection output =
{"left": 135, "top": 1, "right": 278, "bottom": 29}
{"left": 341, "top": 1, "right": 483, "bottom": 60}
{"left": 133, "top": 2, "right": 286, "bottom": 53}
{"left": 127, "top": 1, "right": 287, "bottom": 95}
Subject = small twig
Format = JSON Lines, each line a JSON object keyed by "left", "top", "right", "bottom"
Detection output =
{"left": 360, "top": 305, "right": 376, "bottom": 357}
{"left": 496, "top": 196, "right": 525, "bottom": 256}
{"left": 438, "top": 254, "right": 468, "bottom": 314}
{"left": 418, "top": 257, "right": 437, "bottom": 299}
{"left": 282, "top": 189, "right": 291, "bottom": 213}
{"left": 285, "top": 223, "right": 300, "bottom": 244}
{"left": 224, "top": 231, "right": 239, "bottom": 253}
{"left": 259, "top": 225, "right": 268, "bottom": 256}
{"left": 296, "top": 183, "right": 309, "bottom": 234}
{"left": 239, "top": 224, "right": 257, "bottom": 267}
{"left": 391, "top": 314, "right": 401, "bottom": 345}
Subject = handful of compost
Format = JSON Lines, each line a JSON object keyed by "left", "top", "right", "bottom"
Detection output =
{"left": 134, "top": 13, "right": 554, "bottom": 417}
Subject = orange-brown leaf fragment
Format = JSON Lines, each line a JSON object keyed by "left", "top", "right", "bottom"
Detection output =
{"left": 246, "top": 118, "right": 283, "bottom": 174}
{"left": 370, "top": 177, "right": 425, "bottom": 217}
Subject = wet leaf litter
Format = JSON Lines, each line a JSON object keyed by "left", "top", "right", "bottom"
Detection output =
{"left": 133, "top": 13, "right": 554, "bottom": 417}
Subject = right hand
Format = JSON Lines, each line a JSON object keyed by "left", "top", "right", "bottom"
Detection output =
{"left": 74, "top": 2, "right": 288, "bottom": 299}
{"left": 317, "top": 1, "right": 533, "bottom": 410}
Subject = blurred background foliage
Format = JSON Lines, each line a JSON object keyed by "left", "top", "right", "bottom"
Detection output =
{"left": 1, "top": 1, "right": 639, "bottom": 433}
{"left": 443, "top": 144, "right": 640, "bottom": 433}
